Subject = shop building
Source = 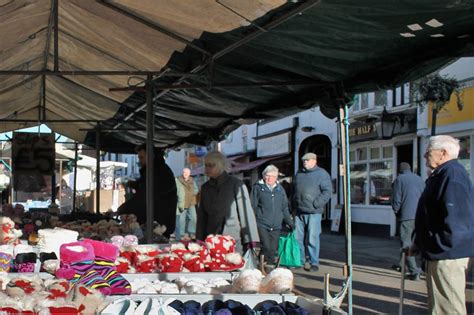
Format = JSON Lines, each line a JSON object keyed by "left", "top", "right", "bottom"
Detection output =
{"left": 163, "top": 59, "right": 473, "bottom": 239}
{"left": 348, "top": 57, "right": 474, "bottom": 237}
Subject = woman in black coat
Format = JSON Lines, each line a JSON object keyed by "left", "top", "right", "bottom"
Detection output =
{"left": 250, "top": 164, "right": 294, "bottom": 266}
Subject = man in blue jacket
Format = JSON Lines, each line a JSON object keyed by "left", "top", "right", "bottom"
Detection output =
{"left": 391, "top": 162, "right": 424, "bottom": 280}
{"left": 410, "top": 135, "right": 474, "bottom": 314}
{"left": 293, "top": 152, "right": 332, "bottom": 272}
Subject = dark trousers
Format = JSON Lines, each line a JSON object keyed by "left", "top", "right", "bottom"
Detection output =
{"left": 257, "top": 227, "right": 280, "bottom": 264}
{"left": 399, "top": 220, "right": 420, "bottom": 275}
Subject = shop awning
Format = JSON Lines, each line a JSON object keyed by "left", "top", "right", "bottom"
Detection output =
{"left": 1, "top": 1, "right": 473, "bottom": 152}
{"left": 231, "top": 154, "right": 289, "bottom": 173}
{"left": 191, "top": 154, "right": 287, "bottom": 176}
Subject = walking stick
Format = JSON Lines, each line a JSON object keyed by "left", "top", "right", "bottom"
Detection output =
{"left": 399, "top": 248, "right": 407, "bottom": 315}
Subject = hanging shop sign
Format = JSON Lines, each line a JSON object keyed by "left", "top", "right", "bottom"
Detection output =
{"left": 348, "top": 122, "right": 378, "bottom": 142}
{"left": 256, "top": 129, "right": 292, "bottom": 158}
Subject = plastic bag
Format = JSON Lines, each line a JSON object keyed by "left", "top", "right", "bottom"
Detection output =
{"left": 242, "top": 248, "right": 258, "bottom": 269}
{"left": 278, "top": 231, "right": 302, "bottom": 268}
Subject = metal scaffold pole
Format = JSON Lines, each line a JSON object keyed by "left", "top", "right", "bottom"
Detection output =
{"left": 145, "top": 75, "right": 154, "bottom": 243}
{"left": 95, "top": 126, "right": 101, "bottom": 214}
{"left": 339, "top": 105, "right": 353, "bottom": 314}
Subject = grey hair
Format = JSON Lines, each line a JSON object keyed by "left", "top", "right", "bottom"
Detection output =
{"left": 399, "top": 162, "right": 411, "bottom": 172}
{"left": 204, "top": 151, "right": 228, "bottom": 174}
{"left": 429, "top": 135, "right": 460, "bottom": 159}
{"left": 262, "top": 164, "right": 279, "bottom": 177}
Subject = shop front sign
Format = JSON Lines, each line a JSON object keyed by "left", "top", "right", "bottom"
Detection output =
{"left": 349, "top": 122, "right": 378, "bottom": 142}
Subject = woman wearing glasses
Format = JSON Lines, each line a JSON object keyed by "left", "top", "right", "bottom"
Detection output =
{"left": 196, "top": 151, "right": 259, "bottom": 252}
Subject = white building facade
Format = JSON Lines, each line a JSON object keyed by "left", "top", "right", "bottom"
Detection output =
{"left": 110, "top": 58, "right": 473, "bottom": 238}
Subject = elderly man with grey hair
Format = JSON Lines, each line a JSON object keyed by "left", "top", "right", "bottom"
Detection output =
{"left": 250, "top": 164, "right": 294, "bottom": 268}
{"left": 293, "top": 152, "right": 332, "bottom": 272}
{"left": 410, "top": 135, "right": 474, "bottom": 314}
{"left": 391, "top": 162, "right": 424, "bottom": 280}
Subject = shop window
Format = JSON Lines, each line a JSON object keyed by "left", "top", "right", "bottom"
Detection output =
{"left": 360, "top": 93, "right": 369, "bottom": 110}
{"left": 459, "top": 136, "right": 471, "bottom": 177}
{"left": 383, "top": 146, "right": 393, "bottom": 159}
{"left": 374, "top": 91, "right": 387, "bottom": 107}
{"left": 369, "top": 161, "right": 393, "bottom": 205}
{"left": 350, "top": 145, "right": 394, "bottom": 206}
{"left": 349, "top": 151, "right": 355, "bottom": 162}
{"left": 350, "top": 164, "right": 367, "bottom": 204}
{"left": 358, "top": 147, "right": 367, "bottom": 161}
{"left": 370, "top": 147, "right": 380, "bottom": 159}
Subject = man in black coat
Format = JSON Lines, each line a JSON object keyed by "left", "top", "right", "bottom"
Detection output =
{"left": 118, "top": 144, "right": 177, "bottom": 238}
{"left": 410, "top": 135, "right": 473, "bottom": 314}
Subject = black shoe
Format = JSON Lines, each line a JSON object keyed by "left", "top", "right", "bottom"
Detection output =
{"left": 310, "top": 265, "right": 319, "bottom": 272}
{"left": 392, "top": 264, "right": 402, "bottom": 272}
{"left": 406, "top": 273, "right": 420, "bottom": 281}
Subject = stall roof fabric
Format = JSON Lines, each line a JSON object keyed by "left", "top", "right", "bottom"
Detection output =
{"left": 1, "top": 0, "right": 473, "bottom": 152}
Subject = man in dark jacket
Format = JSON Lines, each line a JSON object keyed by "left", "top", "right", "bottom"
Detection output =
{"left": 391, "top": 162, "right": 424, "bottom": 280}
{"left": 251, "top": 164, "right": 294, "bottom": 267}
{"left": 118, "top": 144, "right": 177, "bottom": 238}
{"left": 410, "top": 135, "right": 473, "bottom": 314}
{"left": 293, "top": 152, "right": 332, "bottom": 272}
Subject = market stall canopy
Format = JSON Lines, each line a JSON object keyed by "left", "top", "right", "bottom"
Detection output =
{"left": 1, "top": 0, "right": 473, "bottom": 152}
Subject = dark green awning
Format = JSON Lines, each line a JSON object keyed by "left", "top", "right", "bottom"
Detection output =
{"left": 0, "top": 1, "right": 472, "bottom": 152}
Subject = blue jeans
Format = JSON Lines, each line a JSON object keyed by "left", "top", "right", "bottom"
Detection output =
{"left": 295, "top": 213, "right": 322, "bottom": 266}
{"left": 175, "top": 206, "right": 197, "bottom": 240}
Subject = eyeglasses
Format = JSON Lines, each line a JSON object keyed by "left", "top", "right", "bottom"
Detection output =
{"left": 264, "top": 174, "right": 277, "bottom": 178}
{"left": 425, "top": 148, "right": 444, "bottom": 155}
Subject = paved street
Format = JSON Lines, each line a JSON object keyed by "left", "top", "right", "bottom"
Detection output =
{"left": 292, "top": 232, "right": 474, "bottom": 314}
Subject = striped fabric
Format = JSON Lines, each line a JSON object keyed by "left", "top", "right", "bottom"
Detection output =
{"left": 93, "top": 256, "right": 131, "bottom": 295}
{"left": 69, "top": 260, "right": 110, "bottom": 291}
{"left": 0, "top": 252, "right": 12, "bottom": 272}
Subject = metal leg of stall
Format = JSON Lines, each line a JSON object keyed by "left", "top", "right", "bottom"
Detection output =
{"left": 338, "top": 105, "right": 353, "bottom": 315}
{"left": 145, "top": 75, "right": 154, "bottom": 244}
{"left": 96, "top": 127, "right": 101, "bottom": 214}
{"left": 73, "top": 142, "right": 78, "bottom": 211}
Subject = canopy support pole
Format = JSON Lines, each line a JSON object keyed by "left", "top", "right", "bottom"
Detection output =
{"left": 95, "top": 125, "right": 101, "bottom": 214}
{"left": 59, "top": 160, "right": 63, "bottom": 210}
{"left": 53, "top": 0, "right": 59, "bottom": 72}
{"left": 51, "top": 130, "right": 56, "bottom": 204}
{"left": 338, "top": 105, "right": 353, "bottom": 314}
{"left": 73, "top": 142, "right": 78, "bottom": 212}
{"left": 145, "top": 75, "right": 154, "bottom": 243}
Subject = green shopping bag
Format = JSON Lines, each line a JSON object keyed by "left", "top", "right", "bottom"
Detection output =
{"left": 278, "top": 231, "right": 302, "bottom": 268}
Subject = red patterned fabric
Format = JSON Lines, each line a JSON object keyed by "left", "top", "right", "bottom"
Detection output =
{"left": 157, "top": 254, "right": 183, "bottom": 273}
{"left": 135, "top": 256, "right": 156, "bottom": 273}
{"left": 205, "top": 234, "right": 236, "bottom": 256}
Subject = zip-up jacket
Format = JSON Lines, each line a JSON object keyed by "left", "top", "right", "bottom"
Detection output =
{"left": 414, "top": 159, "right": 474, "bottom": 261}
{"left": 293, "top": 166, "right": 332, "bottom": 214}
{"left": 250, "top": 180, "right": 293, "bottom": 230}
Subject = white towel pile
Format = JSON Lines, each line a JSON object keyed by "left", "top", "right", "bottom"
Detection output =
{"left": 37, "top": 228, "right": 79, "bottom": 259}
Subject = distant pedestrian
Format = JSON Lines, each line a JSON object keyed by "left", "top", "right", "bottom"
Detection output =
{"left": 293, "top": 152, "right": 332, "bottom": 272}
{"left": 391, "top": 162, "right": 424, "bottom": 280}
{"left": 250, "top": 165, "right": 294, "bottom": 267}
{"left": 196, "top": 151, "right": 259, "bottom": 252}
{"left": 175, "top": 168, "right": 198, "bottom": 240}
{"left": 57, "top": 179, "right": 73, "bottom": 214}
{"left": 0, "top": 163, "right": 10, "bottom": 205}
{"left": 410, "top": 135, "right": 474, "bottom": 314}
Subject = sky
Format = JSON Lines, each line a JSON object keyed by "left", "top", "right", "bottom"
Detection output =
{"left": 0, "top": 124, "right": 70, "bottom": 142}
